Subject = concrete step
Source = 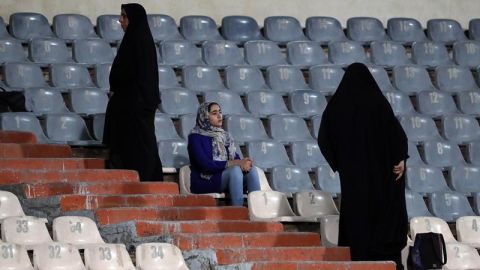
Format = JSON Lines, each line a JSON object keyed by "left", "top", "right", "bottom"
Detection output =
{"left": 0, "top": 158, "right": 104, "bottom": 170}
{"left": 0, "top": 169, "right": 139, "bottom": 184}
{"left": 0, "top": 131, "right": 37, "bottom": 143}
{"left": 0, "top": 143, "right": 72, "bottom": 158}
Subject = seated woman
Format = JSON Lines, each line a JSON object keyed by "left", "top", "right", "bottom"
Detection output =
{"left": 187, "top": 102, "right": 261, "bottom": 205}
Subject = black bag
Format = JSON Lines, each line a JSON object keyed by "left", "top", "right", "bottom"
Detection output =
{"left": 407, "top": 232, "right": 447, "bottom": 270}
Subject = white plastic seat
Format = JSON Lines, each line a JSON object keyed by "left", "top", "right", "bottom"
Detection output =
{"left": 319, "top": 215, "right": 339, "bottom": 247}
{"left": 1, "top": 216, "right": 52, "bottom": 249}
{"left": 456, "top": 216, "right": 480, "bottom": 248}
{"left": 84, "top": 243, "right": 135, "bottom": 270}
{"left": 33, "top": 243, "right": 86, "bottom": 270}
{"left": 409, "top": 216, "right": 457, "bottom": 243}
{"left": 0, "top": 242, "right": 33, "bottom": 270}
{"left": 443, "top": 243, "right": 480, "bottom": 270}
{"left": 294, "top": 191, "right": 339, "bottom": 218}
{"left": 136, "top": 243, "right": 189, "bottom": 270}
{"left": 52, "top": 216, "right": 105, "bottom": 248}
{"left": 0, "top": 190, "right": 26, "bottom": 220}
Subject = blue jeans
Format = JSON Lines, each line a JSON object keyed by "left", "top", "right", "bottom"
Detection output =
{"left": 221, "top": 166, "right": 261, "bottom": 206}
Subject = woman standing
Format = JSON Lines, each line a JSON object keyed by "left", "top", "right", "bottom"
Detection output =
{"left": 103, "top": 3, "right": 163, "bottom": 181}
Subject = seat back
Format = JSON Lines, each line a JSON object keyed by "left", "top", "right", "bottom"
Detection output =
{"left": 428, "top": 192, "right": 476, "bottom": 222}
{"left": 52, "top": 216, "right": 105, "bottom": 248}
{"left": 384, "top": 91, "right": 415, "bottom": 116}
{"left": 53, "top": 14, "right": 98, "bottom": 41}
{"left": 0, "top": 16, "right": 10, "bottom": 38}
{"left": 444, "top": 243, "right": 480, "bottom": 269}
{"left": 224, "top": 114, "right": 269, "bottom": 144}
{"left": 202, "top": 40, "right": 244, "bottom": 67}
{"left": 416, "top": 91, "right": 457, "bottom": 117}
{"left": 268, "top": 115, "right": 314, "bottom": 142}
{"left": 368, "top": 66, "right": 396, "bottom": 91}
{"left": 370, "top": 41, "right": 410, "bottom": 67}
{"left": 147, "top": 14, "right": 183, "bottom": 42}
{"left": 247, "top": 190, "right": 296, "bottom": 220}
{"left": 287, "top": 41, "right": 329, "bottom": 67}
{"left": 154, "top": 114, "right": 180, "bottom": 141}
{"left": 158, "top": 139, "right": 189, "bottom": 169}
{"left": 0, "top": 242, "right": 33, "bottom": 270}
{"left": 92, "top": 113, "right": 105, "bottom": 141}
{"left": 246, "top": 141, "right": 292, "bottom": 170}
{"left": 4, "top": 62, "right": 48, "bottom": 89}
{"left": 427, "top": 19, "right": 467, "bottom": 44}
{"left": 1, "top": 216, "right": 52, "bottom": 249}
{"left": 160, "top": 88, "right": 199, "bottom": 116}
{"left": 290, "top": 140, "right": 327, "bottom": 169}
{"left": 246, "top": 91, "right": 290, "bottom": 117}
{"left": 33, "top": 243, "right": 86, "bottom": 270}
{"left": 405, "top": 190, "right": 433, "bottom": 220}
{"left": 453, "top": 41, "right": 480, "bottom": 68}
{"left": 387, "top": 17, "right": 427, "bottom": 44}
{"left": 29, "top": 38, "right": 72, "bottom": 66}
{"left": 457, "top": 91, "right": 480, "bottom": 116}
{"left": 159, "top": 40, "right": 203, "bottom": 67}
{"left": 270, "top": 166, "right": 315, "bottom": 194}
{"left": 94, "top": 63, "right": 112, "bottom": 90}
{"left": 393, "top": 65, "right": 435, "bottom": 94}
{"left": 9, "top": 12, "right": 54, "bottom": 40}
{"left": 442, "top": 114, "right": 480, "bottom": 143}
{"left": 136, "top": 243, "right": 189, "bottom": 270}
{"left": 96, "top": 15, "right": 124, "bottom": 42}
{"left": 0, "top": 190, "right": 26, "bottom": 220}
{"left": 410, "top": 216, "right": 457, "bottom": 243}
{"left": 399, "top": 114, "right": 441, "bottom": 142}
{"left": 0, "top": 112, "right": 49, "bottom": 142}
{"left": 346, "top": 17, "right": 387, "bottom": 43}
{"left": 469, "top": 141, "right": 480, "bottom": 166}
{"left": 456, "top": 216, "right": 480, "bottom": 246}
{"left": 294, "top": 191, "right": 339, "bottom": 218}
{"left": 407, "top": 142, "right": 424, "bottom": 166}
{"left": 244, "top": 40, "right": 286, "bottom": 67}
{"left": 308, "top": 65, "right": 345, "bottom": 94}
{"left": 328, "top": 41, "right": 368, "bottom": 66}
{"left": 84, "top": 244, "right": 135, "bottom": 270}
{"left": 319, "top": 215, "right": 340, "bottom": 247}
{"left": 221, "top": 15, "right": 263, "bottom": 44}
{"left": 314, "top": 165, "right": 341, "bottom": 197}
{"left": 24, "top": 88, "right": 69, "bottom": 115}
{"left": 305, "top": 17, "right": 346, "bottom": 45}
{"left": 73, "top": 39, "right": 114, "bottom": 65}
{"left": 224, "top": 65, "right": 269, "bottom": 94}
{"left": 412, "top": 41, "right": 452, "bottom": 67}
{"left": 203, "top": 90, "right": 247, "bottom": 115}
{"left": 182, "top": 65, "right": 224, "bottom": 92}
{"left": 449, "top": 165, "right": 480, "bottom": 194}
{"left": 179, "top": 15, "right": 223, "bottom": 43}
{"left": 405, "top": 165, "right": 451, "bottom": 194}
{"left": 179, "top": 114, "right": 196, "bottom": 139}
{"left": 0, "top": 38, "right": 27, "bottom": 63}
{"left": 289, "top": 90, "right": 327, "bottom": 118}
{"left": 266, "top": 65, "right": 309, "bottom": 94}
{"left": 435, "top": 65, "right": 477, "bottom": 93}
{"left": 50, "top": 63, "right": 95, "bottom": 88}
{"left": 264, "top": 16, "right": 306, "bottom": 44}
{"left": 423, "top": 140, "right": 465, "bottom": 167}
{"left": 45, "top": 113, "right": 94, "bottom": 143}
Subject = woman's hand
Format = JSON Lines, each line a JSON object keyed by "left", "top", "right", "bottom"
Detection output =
{"left": 241, "top": 158, "right": 253, "bottom": 172}
{"left": 393, "top": 160, "right": 405, "bottom": 181}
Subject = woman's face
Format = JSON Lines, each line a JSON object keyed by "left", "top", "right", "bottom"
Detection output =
{"left": 119, "top": 9, "right": 129, "bottom": 32}
{"left": 208, "top": 104, "right": 223, "bottom": 128}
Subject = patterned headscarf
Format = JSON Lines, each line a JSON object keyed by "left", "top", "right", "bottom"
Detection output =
{"left": 190, "top": 102, "right": 237, "bottom": 161}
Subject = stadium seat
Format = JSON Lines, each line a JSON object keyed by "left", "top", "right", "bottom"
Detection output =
{"left": 154, "top": 114, "right": 181, "bottom": 141}
{"left": 96, "top": 15, "right": 124, "bottom": 43}
{"left": 147, "top": 14, "right": 183, "bottom": 42}
{"left": 28, "top": 38, "right": 73, "bottom": 67}
{"left": 288, "top": 90, "right": 327, "bottom": 118}
{"left": 244, "top": 40, "right": 287, "bottom": 67}
{"left": 319, "top": 215, "right": 339, "bottom": 247}
{"left": 268, "top": 115, "right": 314, "bottom": 143}
{"left": 0, "top": 190, "right": 26, "bottom": 220}
{"left": 203, "top": 90, "right": 248, "bottom": 115}
{"left": 407, "top": 141, "right": 425, "bottom": 166}
{"left": 453, "top": 41, "right": 480, "bottom": 69}
{"left": 410, "top": 216, "right": 457, "bottom": 243}
{"left": 435, "top": 65, "right": 478, "bottom": 94}
{"left": 346, "top": 17, "right": 388, "bottom": 44}
{"left": 387, "top": 18, "right": 427, "bottom": 45}
{"left": 179, "top": 113, "right": 195, "bottom": 139}
{"left": 221, "top": 16, "right": 264, "bottom": 44}
{"left": 399, "top": 114, "right": 441, "bottom": 143}
{"left": 178, "top": 165, "right": 224, "bottom": 198}
{"left": 52, "top": 216, "right": 104, "bottom": 248}
{"left": 449, "top": 165, "right": 480, "bottom": 195}
{"left": 44, "top": 113, "right": 97, "bottom": 145}
{"left": 290, "top": 140, "right": 327, "bottom": 170}
{"left": 383, "top": 91, "right": 415, "bottom": 116}
{"left": 158, "top": 139, "right": 189, "bottom": 169}
{"left": 246, "top": 91, "right": 290, "bottom": 117}
{"left": 269, "top": 166, "right": 315, "bottom": 196}
{"left": 0, "top": 38, "right": 28, "bottom": 63}
{"left": 50, "top": 63, "right": 96, "bottom": 90}
{"left": 246, "top": 141, "right": 292, "bottom": 170}
{"left": 444, "top": 243, "right": 480, "bottom": 269}
{"left": 3, "top": 62, "right": 49, "bottom": 91}
{"left": 457, "top": 91, "right": 480, "bottom": 115}
{"left": 370, "top": 41, "right": 411, "bottom": 68}
{"left": 92, "top": 113, "right": 105, "bottom": 141}
{"left": 393, "top": 65, "right": 436, "bottom": 94}
{"left": 94, "top": 63, "right": 111, "bottom": 90}
{"left": 73, "top": 39, "right": 114, "bottom": 66}
{"left": 0, "top": 112, "right": 49, "bottom": 142}
{"left": 469, "top": 141, "right": 480, "bottom": 166}
{"left": 84, "top": 243, "right": 135, "bottom": 270}
{"left": 179, "top": 15, "right": 223, "bottom": 44}
{"left": 160, "top": 88, "right": 199, "bottom": 116}
{"left": 416, "top": 91, "right": 458, "bottom": 118}
{"left": 367, "top": 66, "right": 396, "bottom": 92}
{"left": 224, "top": 65, "right": 269, "bottom": 95}
{"left": 266, "top": 65, "right": 310, "bottom": 94}
{"left": 0, "top": 16, "right": 11, "bottom": 38}
{"left": 9, "top": 12, "right": 54, "bottom": 41}
{"left": 427, "top": 19, "right": 467, "bottom": 45}
{"left": 53, "top": 14, "right": 98, "bottom": 42}
{"left": 202, "top": 40, "right": 245, "bottom": 67}
{"left": 286, "top": 41, "right": 329, "bottom": 68}
{"left": 24, "top": 88, "right": 69, "bottom": 115}
{"left": 314, "top": 165, "right": 341, "bottom": 197}
{"left": 469, "top": 19, "right": 480, "bottom": 41}
{"left": 308, "top": 65, "right": 345, "bottom": 95}
{"left": 1, "top": 216, "right": 52, "bottom": 249}
{"left": 441, "top": 114, "right": 480, "bottom": 144}
{"left": 428, "top": 191, "right": 476, "bottom": 222}
{"left": 294, "top": 191, "right": 339, "bottom": 219}
{"left": 263, "top": 16, "right": 307, "bottom": 45}
{"left": 136, "top": 243, "right": 189, "bottom": 270}
{"left": 423, "top": 140, "right": 465, "bottom": 168}
{"left": 311, "top": 114, "right": 322, "bottom": 139}
{"left": 247, "top": 190, "right": 312, "bottom": 222}
{"left": 305, "top": 16, "right": 347, "bottom": 45}
{"left": 157, "top": 65, "right": 181, "bottom": 90}
{"left": 224, "top": 114, "right": 269, "bottom": 144}
{"left": 456, "top": 216, "right": 480, "bottom": 248}
{"left": 405, "top": 190, "right": 433, "bottom": 220}
{"left": 33, "top": 243, "right": 86, "bottom": 270}
{"left": 0, "top": 242, "right": 33, "bottom": 270}
{"left": 69, "top": 89, "right": 108, "bottom": 115}
{"left": 182, "top": 65, "right": 225, "bottom": 92}
{"left": 405, "top": 165, "right": 452, "bottom": 194}
{"left": 411, "top": 41, "right": 452, "bottom": 68}
{"left": 328, "top": 41, "right": 369, "bottom": 66}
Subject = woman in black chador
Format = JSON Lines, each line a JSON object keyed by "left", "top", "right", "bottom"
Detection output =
{"left": 318, "top": 63, "right": 408, "bottom": 269}
{"left": 103, "top": 3, "right": 163, "bottom": 181}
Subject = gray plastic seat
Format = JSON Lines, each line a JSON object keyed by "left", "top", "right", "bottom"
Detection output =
{"left": 286, "top": 41, "right": 329, "bottom": 68}
{"left": 244, "top": 40, "right": 287, "bottom": 67}
{"left": 370, "top": 41, "right": 410, "bottom": 68}
{"left": 147, "top": 14, "right": 183, "bottom": 42}
{"left": 399, "top": 114, "right": 441, "bottom": 143}
{"left": 383, "top": 91, "right": 415, "bottom": 116}
{"left": 246, "top": 91, "right": 290, "bottom": 117}
{"left": 416, "top": 91, "right": 458, "bottom": 118}
{"left": 179, "top": 113, "right": 195, "bottom": 139}
{"left": 305, "top": 17, "right": 347, "bottom": 45}
{"left": 158, "top": 139, "right": 189, "bottom": 169}
{"left": 442, "top": 114, "right": 480, "bottom": 144}
{"left": 406, "top": 165, "right": 452, "bottom": 194}
{"left": 0, "top": 112, "right": 49, "bottom": 142}
{"left": 221, "top": 16, "right": 263, "bottom": 44}
{"left": 314, "top": 165, "right": 341, "bottom": 197}
{"left": 468, "top": 141, "right": 480, "bottom": 166}
{"left": 368, "top": 66, "right": 396, "bottom": 92}
{"left": 457, "top": 91, "right": 480, "bottom": 115}
{"left": 159, "top": 40, "right": 203, "bottom": 67}
{"left": 3, "top": 62, "right": 49, "bottom": 91}
{"left": 160, "top": 88, "right": 199, "bottom": 116}
{"left": 53, "top": 14, "right": 98, "bottom": 42}
{"left": 73, "top": 39, "right": 114, "bottom": 66}
{"left": 0, "top": 16, "right": 10, "bottom": 38}
{"left": 94, "top": 64, "right": 111, "bottom": 90}
{"left": 69, "top": 89, "right": 108, "bottom": 115}
{"left": 346, "top": 17, "right": 388, "bottom": 44}
{"left": 289, "top": 90, "right": 327, "bottom": 118}
{"left": 387, "top": 18, "right": 427, "bottom": 45}
{"left": 308, "top": 65, "right": 345, "bottom": 95}
{"left": 202, "top": 40, "right": 244, "bottom": 67}
{"left": 311, "top": 115, "right": 322, "bottom": 139}
{"left": 9, "top": 12, "right": 54, "bottom": 41}
{"left": 28, "top": 38, "right": 73, "bottom": 67}
{"left": 270, "top": 166, "right": 315, "bottom": 196}
{"left": 224, "top": 66, "right": 269, "bottom": 95}
{"left": 245, "top": 140, "right": 292, "bottom": 170}
{"left": 393, "top": 65, "right": 436, "bottom": 94}
{"left": 224, "top": 114, "right": 269, "bottom": 145}
{"left": 263, "top": 16, "right": 307, "bottom": 45}
{"left": 435, "top": 65, "right": 478, "bottom": 94}
{"left": 449, "top": 165, "right": 480, "bottom": 195}
{"left": 412, "top": 41, "right": 452, "bottom": 68}
{"left": 179, "top": 15, "right": 223, "bottom": 44}
{"left": 50, "top": 63, "right": 96, "bottom": 90}
{"left": 405, "top": 190, "right": 433, "bottom": 220}
{"left": 92, "top": 113, "right": 105, "bottom": 141}
{"left": 407, "top": 141, "right": 425, "bottom": 166}
{"left": 203, "top": 90, "right": 247, "bottom": 115}
{"left": 290, "top": 140, "right": 327, "bottom": 170}
{"left": 44, "top": 113, "right": 96, "bottom": 145}
{"left": 427, "top": 19, "right": 467, "bottom": 45}
{"left": 0, "top": 38, "right": 28, "bottom": 64}
{"left": 328, "top": 41, "right": 369, "bottom": 66}
{"left": 428, "top": 192, "right": 475, "bottom": 222}
{"left": 266, "top": 65, "right": 309, "bottom": 94}
{"left": 96, "top": 15, "right": 124, "bottom": 43}
{"left": 268, "top": 115, "right": 314, "bottom": 143}
{"left": 182, "top": 65, "right": 225, "bottom": 92}
{"left": 24, "top": 88, "right": 69, "bottom": 116}
{"left": 453, "top": 41, "right": 480, "bottom": 69}
{"left": 154, "top": 114, "right": 181, "bottom": 141}
{"left": 469, "top": 19, "right": 480, "bottom": 41}
{"left": 423, "top": 140, "right": 466, "bottom": 168}
{"left": 157, "top": 65, "right": 180, "bottom": 90}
